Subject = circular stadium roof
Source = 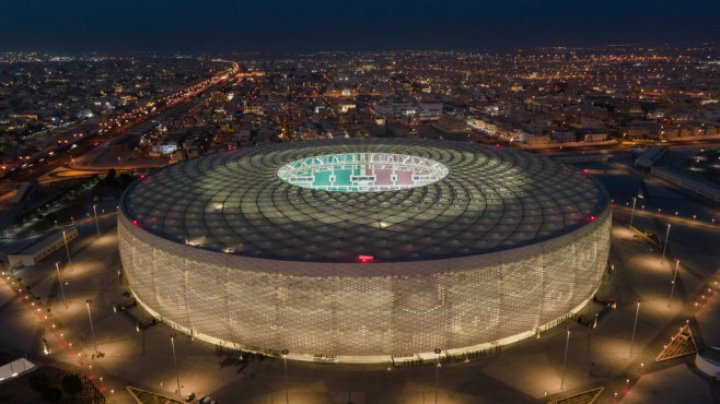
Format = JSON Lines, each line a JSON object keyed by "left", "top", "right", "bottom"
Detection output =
{"left": 122, "top": 139, "right": 607, "bottom": 262}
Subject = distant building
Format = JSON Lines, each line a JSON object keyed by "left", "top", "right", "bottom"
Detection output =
{"left": 417, "top": 103, "right": 443, "bottom": 119}
{"left": 150, "top": 141, "right": 178, "bottom": 156}
{"left": 579, "top": 132, "right": 609, "bottom": 143}
{"left": 661, "top": 122, "right": 720, "bottom": 139}
{"left": 551, "top": 131, "right": 577, "bottom": 143}
{"left": 243, "top": 105, "right": 264, "bottom": 116}
{"left": 626, "top": 121, "right": 660, "bottom": 139}
{"left": 526, "top": 134, "right": 551, "bottom": 145}
{"left": 76, "top": 109, "right": 94, "bottom": 119}
{"left": 466, "top": 117, "right": 499, "bottom": 134}
{"left": 338, "top": 103, "right": 356, "bottom": 114}
{"left": 371, "top": 103, "right": 443, "bottom": 121}
{"left": 484, "top": 105, "right": 500, "bottom": 116}
{"left": 11, "top": 181, "right": 37, "bottom": 205}
{"left": 168, "top": 151, "right": 185, "bottom": 164}
{"left": 325, "top": 86, "right": 358, "bottom": 98}
{"left": 634, "top": 145, "right": 668, "bottom": 169}
{"left": 7, "top": 227, "right": 79, "bottom": 268}
{"left": 431, "top": 118, "right": 467, "bottom": 135}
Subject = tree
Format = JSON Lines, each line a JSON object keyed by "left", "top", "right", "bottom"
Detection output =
{"left": 28, "top": 373, "right": 49, "bottom": 393}
{"left": 61, "top": 374, "right": 82, "bottom": 398}
{"left": 118, "top": 172, "right": 134, "bottom": 188}
{"left": 105, "top": 168, "right": 118, "bottom": 187}
{"left": 41, "top": 387, "right": 62, "bottom": 402}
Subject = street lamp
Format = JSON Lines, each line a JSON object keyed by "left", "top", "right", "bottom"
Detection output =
{"left": 62, "top": 230, "right": 74, "bottom": 272}
{"left": 668, "top": 260, "right": 680, "bottom": 307}
{"left": 54, "top": 262, "right": 68, "bottom": 309}
{"left": 92, "top": 204, "right": 101, "bottom": 237}
{"left": 630, "top": 300, "right": 641, "bottom": 356}
{"left": 434, "top": 348, "right": 442, "bottom": 404}
{"left": 281, "top": 349, "right": 289, "bottom": 404}
{"left": 85, "top": 299, "right": 98, "bottom": 355}
{"left": 662, "top": 224, "right": 671, "bottom": 259}
{"left": 560, "top": 328, "right": 571, "bottom": 391}
{"left": 170, "top": 334, "right": 181, "bottom": 396}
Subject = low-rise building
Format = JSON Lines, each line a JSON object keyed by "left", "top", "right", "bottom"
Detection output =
{"left": 696, "top": 347, "right": 720, "bottom": 378}
{"left": 7, "top": 227, "right": 79, "bottom": 268}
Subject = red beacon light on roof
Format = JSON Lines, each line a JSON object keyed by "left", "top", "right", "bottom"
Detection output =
{"left": 132, "top": 219, "right": 139, "bottom": 226}
{"left": 357, "top": 255, "right": 375, "bottom": 264}
{"left": 588, "top": 215, "right": 596, "bottom": 222}
{"left": 139, "top": 174, "right": 146, "bottom": 180}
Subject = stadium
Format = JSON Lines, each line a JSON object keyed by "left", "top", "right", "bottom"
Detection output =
{"left": 117, "top": 138, "right": 611, "bottom": 363}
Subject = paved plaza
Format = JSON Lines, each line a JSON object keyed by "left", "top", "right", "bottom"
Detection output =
{"left": 0, "top": 156, "right": 719, "bottom": 403}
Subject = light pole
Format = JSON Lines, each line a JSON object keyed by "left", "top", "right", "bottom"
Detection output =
{"left": 85, "top": 299, "right": 98, "bottom": 355}
{"left": 560, "top": 328, "right": 571, "bottom": 391}
{"left": 668, "top": 260, "right": 680, "bottom": 307}
{"left": 54, "top": 262, "right": 68, "bottom": 309}
{"left": 662, "top": 224, "right": 671, "bottom": 260}
{"left": 630, "top": 300, "right": 641, "bottom": 356}
{"left": 92, "top": 204, "right": 101, "bottom": 237}
{"left": 62, "top": 230, "right": 74, "bottom": 272}
{"left": 434, "top": 348, "right": 442, "bottom": 404}
{"left": 170, "top": 334, "right": 181, "bottom": 396}
{"left": 629, "top": 196, "right": 637, "bottom": 228}
{"left": 281, "top": 349, "right": 289, "bottom": 404}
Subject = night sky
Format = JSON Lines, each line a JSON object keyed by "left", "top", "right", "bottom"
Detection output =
{"left": 1, "top": 0, "right": 719, "bottom": 52}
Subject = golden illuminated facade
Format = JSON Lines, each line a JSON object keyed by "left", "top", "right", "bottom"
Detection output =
{"left": 118, "top": 139, "right": 611, "bottom": 363}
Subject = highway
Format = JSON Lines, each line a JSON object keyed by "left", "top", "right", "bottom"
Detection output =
{"left": 532, "top": 138, "right": 720, "bottom": 156}
{"left": 0, "top": 60, "right": 239, "bottom": 221}
{"left": 1, "top": 60, "right": 239, "bottom": 186}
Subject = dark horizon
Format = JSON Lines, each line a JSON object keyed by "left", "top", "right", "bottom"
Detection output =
{"left": 2, "top": 0, "right": 719, "bottom": 53}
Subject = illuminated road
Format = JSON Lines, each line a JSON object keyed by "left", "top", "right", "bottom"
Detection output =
{"left": 613, "top": 205, "right": 719, "bottom": 233}
{"left": 1, "top": 210, "right": 717, "bottom": 403}
{"left": 0, "top": 60, "right": 240, "bottom": 221}
{"left": 533, "top": 138, "right": 720, "bottom": 156}
{"left": 2, "top": 59, "right": 239, "bottom": 185}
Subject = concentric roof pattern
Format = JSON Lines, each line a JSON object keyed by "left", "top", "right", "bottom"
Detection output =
{"left": 122, "top": 139, "right": 607, "bottom": 262}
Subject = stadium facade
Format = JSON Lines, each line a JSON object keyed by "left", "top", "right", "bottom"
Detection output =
{"left": 118, "top": 139, "right": 611, "bottom": 363}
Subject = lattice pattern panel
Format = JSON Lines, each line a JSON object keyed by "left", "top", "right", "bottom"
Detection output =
{"left": 118, "top": 207, "right": 610, "bottom": 357}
